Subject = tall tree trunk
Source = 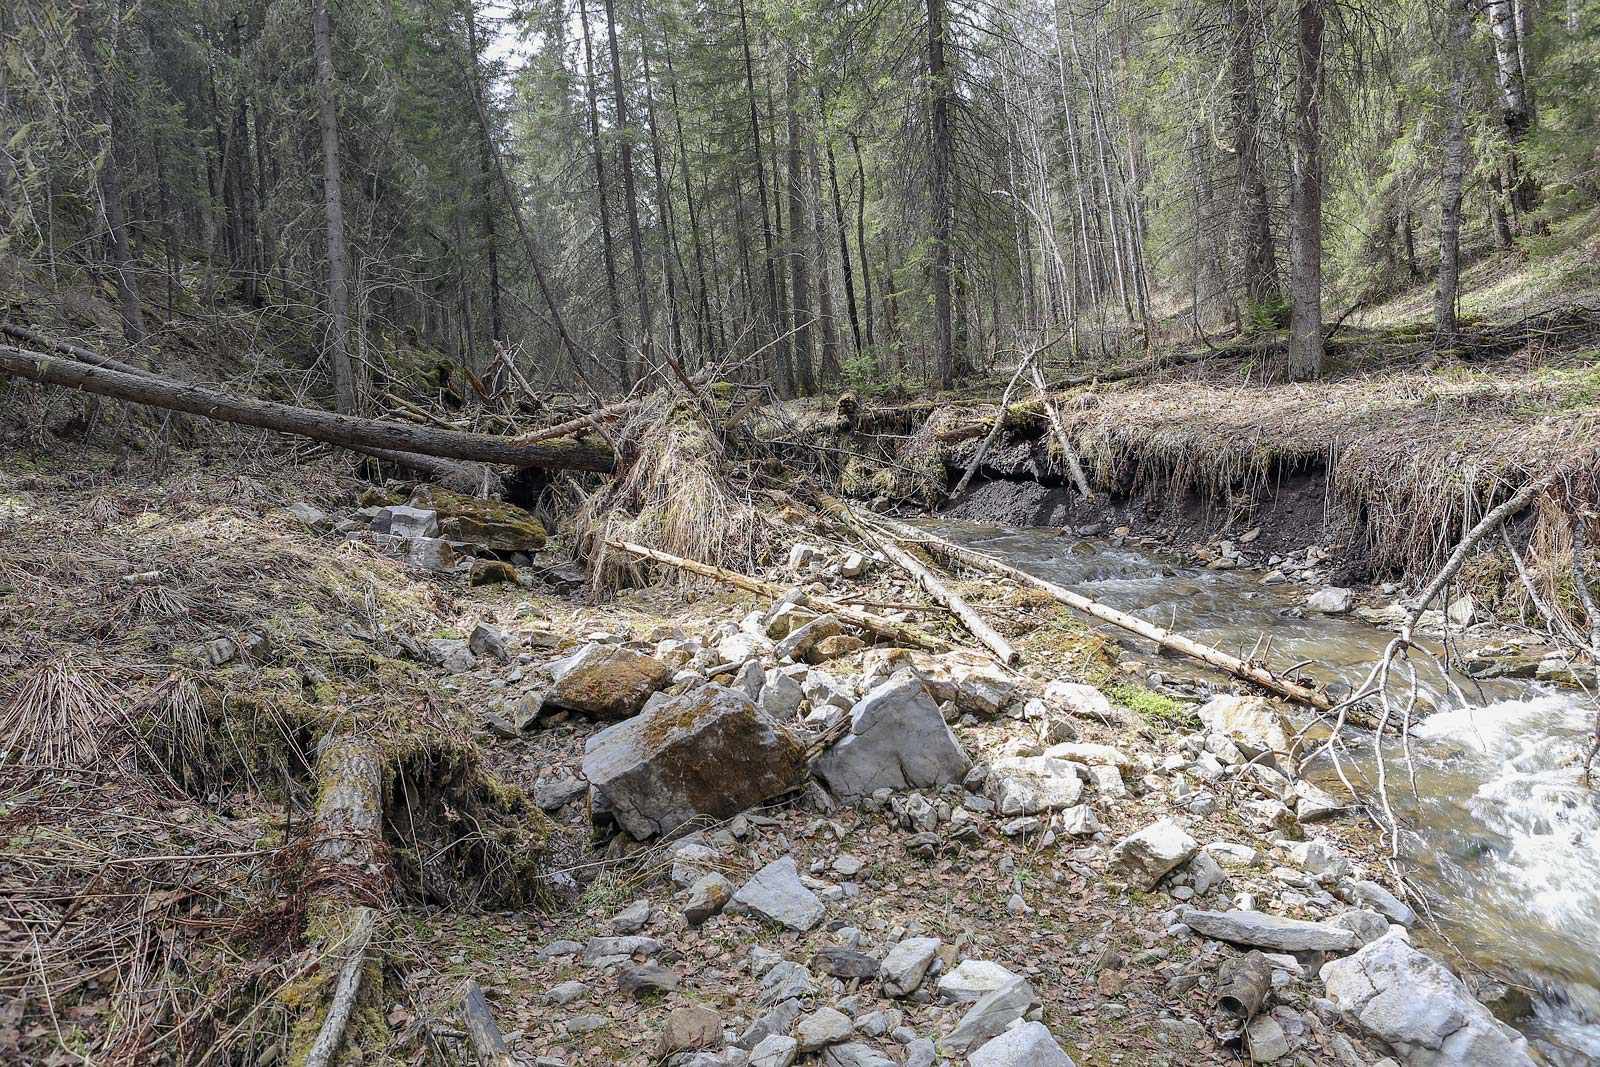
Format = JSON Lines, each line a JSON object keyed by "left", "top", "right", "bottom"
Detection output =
{"left": 603, "top": 0, "right": 654, "bottom": 380}
{"left": 1485, "top": 0, "right": 1538, "bottom": 214}
{"left": 737, "top": 0, "right": 788, "bottom": 389}
{"left": 312, "top": 0, "right": 357, "bottom": 411}
{"left": 852, "top": 134, "right": 876, "bottom": 350}
{"left": 463, "top": 3, "right": 504, "bottom": 349}
{"left": 827, "top": 137, "right": 863, "bottom": 357}
{"left": 1230, "top": 0, "right": 1278, "bottom": 311}
{"left": 75, "top": 6, "right": 146, "bottom": 347}
{"left": 1436, "top": 0, "right": 1471, "bottom": 349}
{"left": 926, "top": 0, "right": 956, "bottom": 389}
{"left": 578, "top": 0, "right": 626, "bottom": 380}
{"left": 664, "top": 39, "right": 716, "bottom": 362}
{"left": 809, "top": 128, "right": 841, "bottom": 384}
{"left": 1287, "top": 0, "right": 1325, "bottom": 381}
{"left": 639, "top": 22, "right": 684, "bottom": 361}
{"left": 785, "top": 56, "right": 815, "bottom": 394}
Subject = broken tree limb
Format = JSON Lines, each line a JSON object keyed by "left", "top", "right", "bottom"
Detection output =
{"left": 821, "top": 499, "right": 1020, "bottom": 665}
{"left": 459, "top": 979, "right": 515, "bottom": 1067}
{"left": 302, "top": 906, "right": 377, "bottom": 1067}
{"left": 863, "top": 513, "right": 1335, "bottom": 710}
{"left": 1030, "top": 362, "right": 1092, "bottom": 499}
{"left": 604, "top": 539, "right": 954, "bottom": 654}
{"left": 949, "top": 353, "right": 1035, "bottom": 500}
{"left": 0, "top": 344, "right": 615, "bottom": 472}
{"left": 347, "top": 445, "right": 506, "bottom": 498}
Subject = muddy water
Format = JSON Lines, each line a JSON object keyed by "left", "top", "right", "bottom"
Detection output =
{"left": 918, "top": 518, "right": 1600, "bottom": 1064}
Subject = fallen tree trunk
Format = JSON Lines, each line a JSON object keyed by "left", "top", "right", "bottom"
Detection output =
{"left": 0, "top": 343, "right": 615, "bottom": 472}
{"left": 300, "top": 731, "right": 386, "bottom": 1067}
{"left": 863, "top": 513, "right": 1335, "bottom": 711}
{"left": 605, "top": 539, "right": 954, "bottom": 654}
{"left": 348, "top": 445, "right": 506, "bottom": 497}
{"left": 949, "top": 355, "right": 1034, "bottom": 500}
{"left": 821, "top": 499, "right": 1020, "bottom": 665}
{"left": 459, "top": 979, "right": 515, "bottom": 1067}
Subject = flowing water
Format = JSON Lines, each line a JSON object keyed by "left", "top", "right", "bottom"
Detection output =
{"left": 918, "top": 518, "right": 1600, "bottom": 1064}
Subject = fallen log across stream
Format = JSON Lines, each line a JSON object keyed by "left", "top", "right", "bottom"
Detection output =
{"left": 859, "top": 512, "right": 1340, "bottom": 713}
{"left": 604, "top": 539, "right": 955, "bottom": 654}
{"left": 0, "top": 342, "right": 616, "bottom": 472}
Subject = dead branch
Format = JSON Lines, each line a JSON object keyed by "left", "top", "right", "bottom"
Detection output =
{"left": 1030, "top": 362, "right": 1092, "bottom": 499}
{"left": 459, "top": 979, "right": 515, "bottom": 1067}
{"left": 822, "top": 499, "right": 1020, "bottom": 665}
{"left": 604, "top": 539, "right": 954, "bottom": 653}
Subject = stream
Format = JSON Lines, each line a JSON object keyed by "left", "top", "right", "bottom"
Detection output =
{"left": 919, "top": 518, "right": 1600, "bottom": 1065}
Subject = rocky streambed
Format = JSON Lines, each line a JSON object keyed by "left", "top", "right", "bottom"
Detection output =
{"left": 280, "top": 479, "right": 1598, "bottom": 1067}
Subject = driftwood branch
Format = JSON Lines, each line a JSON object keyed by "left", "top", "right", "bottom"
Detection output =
{"left": 950, "top": 355, "right": 1035, "bottom": 500}
{"left": 0, "top": 343, "right": 615, "bottom": 472}
{"left": 1029, "top": 362, "right": 1092, "bottom": 499}
{"left": 604, "top": 539, "right": 954, "bottom": 653}
{"left": 822, "top": 500, "right": 1020, "bottom": 665}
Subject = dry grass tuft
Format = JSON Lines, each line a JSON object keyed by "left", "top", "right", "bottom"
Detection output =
{"left": 0, "top": 660, "right": 129, "bottom": 775}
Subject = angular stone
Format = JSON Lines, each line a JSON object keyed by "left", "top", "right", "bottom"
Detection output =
{"left": 813, "top": 946, "right": 878, "bottom": 980}
{"left": 1199, "top": 695, "right": 1295, "bottom": 764}
{"left": 1042, "top": 680, "right": 1112, "bottom": 719}
{"left": 1344, "top": 879, "right": 1416, "bottom": 926}
{"left": 287, "top": 501, "right": 331, "bottom": 530}
{"left": 660, "top": 1003, "right": 723, "bottom": 1057}
{"left": 1306, "top": 587, "right": 1355, "bottom": 614}
{"left": 1182, "top": 909, "right": 1359, "bottom": 952}
{"left": 684, "top": 873, "right": 734, "bottom": 925}
{"left": 936, "top": 960, "right": 1024, "bottom": 1005}
{"left": 940, "top": 976, "right": 1039, "bottom": 1054}
{"left": 813, "top": 674, "right": 971, "bottom": 801}
{"left": 1056, "top": 804, "right": 1101, "bottom": 837}
{"left": 1293, "top": 779, "right": 1347, "bottom": 822}
{"left": 969, "top": 1021, "right": 1076, "bottom": 1067}
{"left": 729, "top": 856, "right": 826, "bottom": 932}
{"left": 618, "top": 962, "right": 679, "bottom": 996}
{"left": 611, "top": 898, "right": 651, "bottom": 934}
{"left": 776, "top": 614, "right": 845, "bottom": 661}
{"left": 582, "top": 935, "right": 662, "bottom": 965}
{"left": 821, "top": 1045, "right": 895, "bottom": 1067}
{"left": 861, "top": 648, "right": 1016, "bottom": 717}
{"left": 547, "top": 643, "right": 673, "bottom": 721}
{"left": 1109, "top": 819, "right": 1198, "bottom": 889}
{"left": 1320, "top": 937, "right": 1536, "bottom": 1067}
{"left": 796, "top": 1006, "right": 854, "bottom": 1052}
{"left": 758, "top": 960, "right": 817, "bottom": 1004}
{"left": 880, "top": 936, "right": 941, "bottom": 997}
{"left": 468, "top": 622, "right": 508, "bottom": 661}
{"left": 543, "top": 979, "right": 588, "bottom": 1005}
{"left": 1246, "top": 1016, "right": 1290, "bottom": 1062}
{"left": 533, "top": 777, "right": 588, "bottom": 811}
{"left": 373, "top": 504, "right": 439, "bottom": 538}
{"left": 988, "top": 756, "right": 1085, "bottom": 816}
{"left": 751, "top": 1034, "right": 799, "bottom": 1067}
{"left": 812, "top": 634, "right": 867, "bottom": 661}
{"left": 761, "top": 667, "right": 806, "bottom": 720}
{"left": 583, "top": 685, "right": 808, "bottom": 839}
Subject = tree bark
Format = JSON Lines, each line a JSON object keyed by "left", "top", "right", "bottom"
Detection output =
{"left": 1230, "top": 0, "right": 1278, "bottom": 311}
{"left": 827, "top": 138, "right": 863, "bottom": 356}
{"left": 1485, "top": 0, "right": 1539, "bottom": 215}
{"left": 0, "top": 344, "right": 616, "bottom": 472}
{"left": 312, "top": 0, "right": 358, "bottom": 413}
{"left": 639, "top": 23, "right": 685, "bottom": 362}
{"left": 927, "top": 0, "right": 956, "bottom": 389}
{"left": 603, "top": 0, "right": 654, "bottom": 379}
{"left": 1436, "top": 0, "right": 1471, "bottom": 349}
{"left": 737, "top": 0, "right": 788, "bottom": 388}
{"left": 1287, "top": 0, "right": 1326, "bottom": 381}
{"left": 74, "top": 6, "right": 147, "bottom": 347}
{"left": 579, "top": 0, "right": 627, "bottom": 381}
{"left": 785, "top": 56, "right": 815, "bottom": 394}
{"left": 852, "top": 134, "right": 876, "bottom": 350}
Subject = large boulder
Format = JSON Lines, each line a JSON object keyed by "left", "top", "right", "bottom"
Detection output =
{"left": 861, "top": 648, "right": 1017, "bottom": 717}
{"left": 409, "top": 484, "right": 547, "bottom": 552}
{"left": 969, "top": 1022, "right": 1076, "bottom": 1067}
{"left": 582, "top": 685, "right": 808, "bottom": 838}
{"left": 987, "top": 756, "right": 1085, "bottom": 816}
{"left": 1319, "top": 936, "right": 1536, "bottom": 1067}
{"left": 1198, "top": 695, "right": 1295, "bottom": 764}
{"left": 813, "top": 674, "right": 971, "bottom": 801}
{"left": 546, "top": 643, "right": 673, "bottom": 721}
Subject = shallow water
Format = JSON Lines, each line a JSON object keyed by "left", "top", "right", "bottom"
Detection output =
{"left": 918, "top": 518, "right": 1600, "bottom": 1063}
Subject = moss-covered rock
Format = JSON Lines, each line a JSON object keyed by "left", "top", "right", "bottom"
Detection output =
{"left": 408, "top": 485, "right": 547, "bottom": 553}
{"left": 582, "top": 684, "right": 809, "bottom": 839}
{"left": 543, "top": 643, "right": 673, "bottom": 721}
{"left": 469, "top": 559, "right": 518, "bottom": 586}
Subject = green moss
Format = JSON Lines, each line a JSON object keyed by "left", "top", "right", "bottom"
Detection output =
{"left": 409, "top": 485, "right": 546, "bottom": 551}
{"left": 1109, "top": 682, "right": 1199, "bottom": 731}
